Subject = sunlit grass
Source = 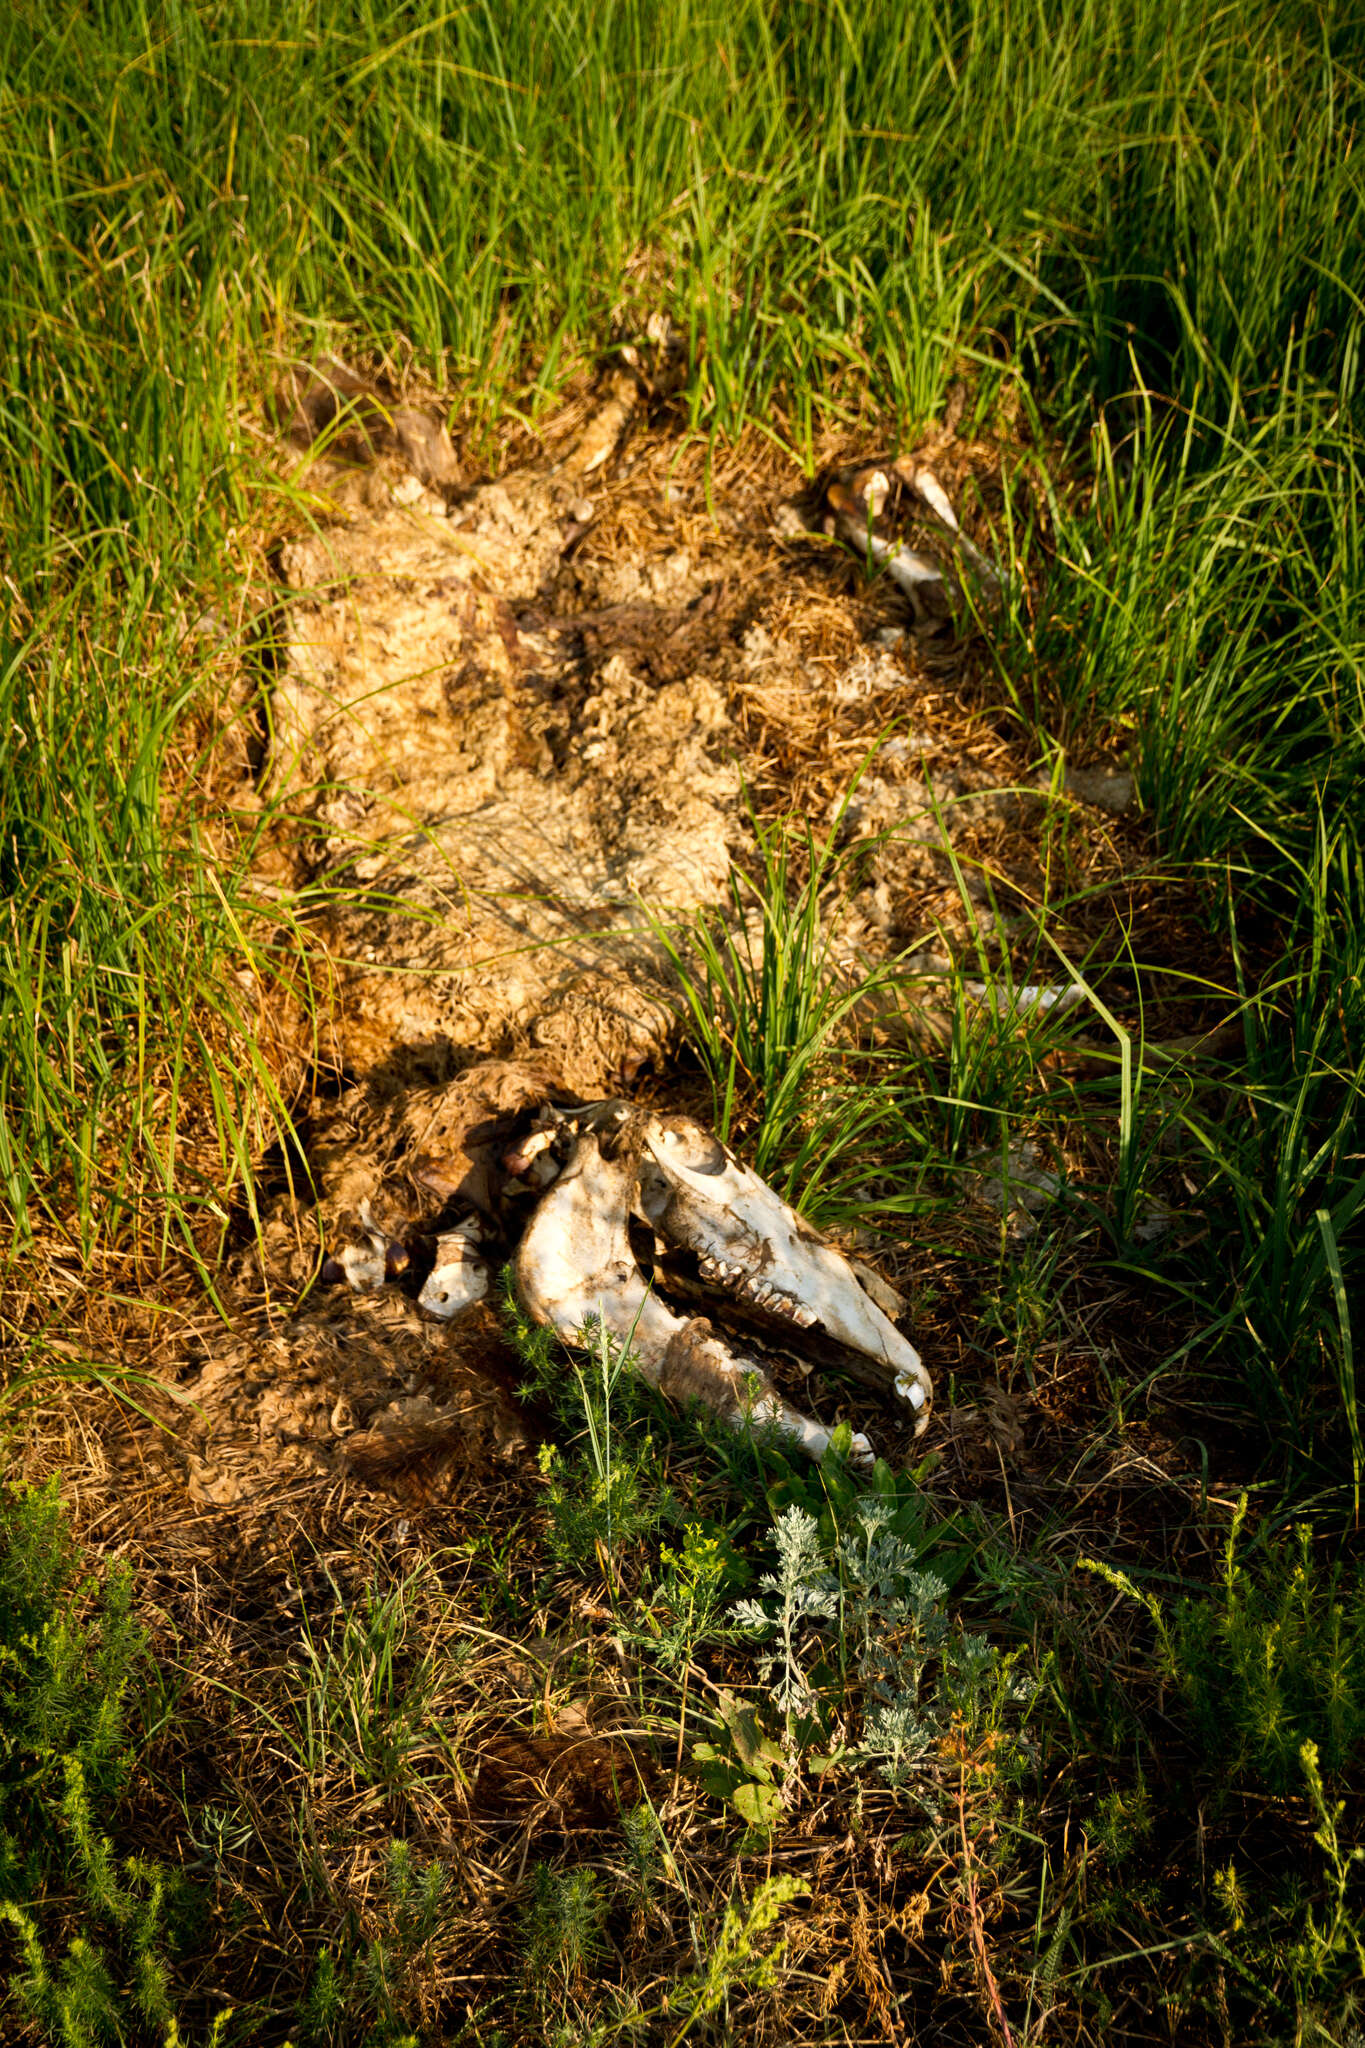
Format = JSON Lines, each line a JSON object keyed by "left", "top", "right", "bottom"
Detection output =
{"left": 0, "top": 11, "right": 1363, "bottom": 2032}
{"left": 3, "top": 0, "right": 1361, "bottom": 1260}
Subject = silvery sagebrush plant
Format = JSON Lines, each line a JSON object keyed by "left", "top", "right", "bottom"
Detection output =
{"left": 837, "top": 1498, "right": 949, "bottom": 1684}
{"left": 836, "top": 1499, "right": 949, "bottom": 1790}
{"left": 734, "top": 1498, "right": 1032, "bottom": 1795}
{"left": 856, "top": 1609, "right": 1033, "bottom": 1795}
{"left": 731, "top": 1505, "right": 840, "bottom": 1720}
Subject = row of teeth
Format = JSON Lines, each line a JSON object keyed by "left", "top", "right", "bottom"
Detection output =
{"left": 696, "top": 1254, "right": 818, "bottom": 1330}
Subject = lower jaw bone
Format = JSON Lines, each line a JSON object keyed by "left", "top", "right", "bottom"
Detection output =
{"left": 657, "top": 1318, "right": 872, "bottom": 1467}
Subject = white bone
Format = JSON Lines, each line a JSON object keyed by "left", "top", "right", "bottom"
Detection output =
{"left": 506, "top": 1128, "right": 557, "bottom": 1172}
{"left": 907, "top": 464, "right": 961, "bottom": 534}
{"left": 848, "top": 1258, "right": 906, "bottom": 1319}
{"left": 637, "top": 1117, "right": 932, "bottom": 1429}
{"left": 337, "top": 1239, "right": 388, "bottom": 1293}
{"left": 336, "top": 1198, "right": 395, "bottom": 1293}
{"left": 419, "top": 1223, "right": 488, "bottom": 1319}
{"left": 515, "top": 1135, "right": 859, "bottom": 1463}
{"left": 905, "top": 464, "right": 1000, "bottom": 587}
{"left": 835, "top": 463, "right": 1000, "bottom": 611}
{"left": 861, "top": 469, "right": 893, "bottom": 518}
{"left": 966, "top": 980, "right": 1086, "bottom": 1018}
{"left": 862, "top": 529, "right": 944, "bottom": 597}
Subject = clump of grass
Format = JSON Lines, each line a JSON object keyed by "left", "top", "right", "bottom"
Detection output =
{"left": 645, "top": 793, "right": 905, "bottom": 1177}
{"left": 289, "top": 1566, "right": 446, "bottom": 1797}
{"left": 0, "top": 596, "right": 313, "bottom": 1275}
{"left": 649, "top": 795, "right": 1118, "bottom": 1238}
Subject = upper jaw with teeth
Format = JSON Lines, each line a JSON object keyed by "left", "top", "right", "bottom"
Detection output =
{"left": 630, "top": 1113, "right": 931, "bottom": 1428}
{"left": 694, "top": 1252, "right": 816, "bottom": 1328}
{"left": 324, "top": 1084, "right": 931, "bottom": 1466}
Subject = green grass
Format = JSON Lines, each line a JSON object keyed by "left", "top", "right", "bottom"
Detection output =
{"left": 3, "top": 0, "right": 1362, "bottom": 1271}
{"left": 3, "top": 0, "right": 1365, "bottom": 2041}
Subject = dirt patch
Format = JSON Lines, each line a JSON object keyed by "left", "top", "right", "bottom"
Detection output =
{"left": 108, "top": 376, "right": 1137, "bottom": 1527}
{"left": 127, "top": 1295, "right": 527, "bottom": 1516}
{"left": 271, "top": 447, "right": 741, "bottom": 1092}
{"left": 473, "top": 1728, "right": 658, "bottom": 1835}
{"left": 265, "top": 378, "right": 1054, "bottom": 1099}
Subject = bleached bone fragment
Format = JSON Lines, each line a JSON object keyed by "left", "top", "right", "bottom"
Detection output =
{"left": 905, "top": 463, "right": 961, "bottom": 534}
{"left": 505, "top": 1128, "right": 556, "bottom": 1174}
{"left": 658, "top": 1319, "right": 873, "bottom": 1468}
{"left": 515, "top": 1133, "right": 857, "bottom": 1463}
{"left": 337, "top": 1239, "right": 388, "bottom": 1292}
{"left": 861, "top": 529, "right": 944, "bottom": 601}
{"left": 965, "top": 980, "right": 1087, "bottom": 1019}
{"left": 332, "top": 1200, "right": 406, "bottom": 1294}
{"left": 901, "top": 462, "right": 1001, "bottom": 590}
{"left": 419, "top": 1222, "right": 489, "bottom": 1320}
{"left": 503, "top": 1126, "right": 564, "bottom": 1190}
{"left": 975, "top": 1143, "right": 1063, "bottom": 1238}
{"left": 859, "top": 468, "right": 893, "bottom": 519}
{"left": 827, "top": 466, "right": 945, "bottom": 619}
{"left": 568, "top": 371, "right": 639, "bottom": 478}
{"left": 636, "top": 1114, "right": 931, "bottom": 1430}
{"left": 831, "top": 459, "right": 1001, "bottom": 617}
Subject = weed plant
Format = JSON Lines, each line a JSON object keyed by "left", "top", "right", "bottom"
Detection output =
{"left": 1076, "top": 1506, "right": 1365, "bottom": 2033}
{"left": 0, "top": 1481, "right": 144, "bottom": 1838}
{"left": 0, "top": 1483, "right": 212, "bottom": 2046}
{"left": 508, "top": 1285, "right": 677, "bottom": 1587}
{"left": 1171, "top": 1505, "right": 1365, "bottom": 1799}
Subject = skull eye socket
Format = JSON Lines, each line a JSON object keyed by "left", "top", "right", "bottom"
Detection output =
{"left": 653, "top": 1119, "right": 726, "bottom": 1176}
